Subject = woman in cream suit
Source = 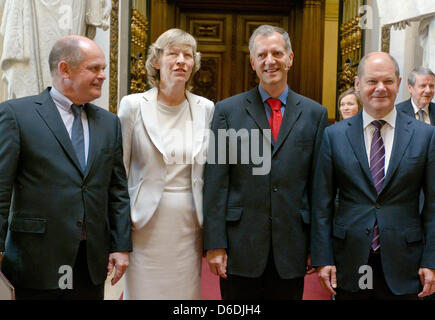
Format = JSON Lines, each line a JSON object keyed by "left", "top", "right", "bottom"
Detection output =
{"left": 118, "top": 29, "right": 214, "bottom": 299}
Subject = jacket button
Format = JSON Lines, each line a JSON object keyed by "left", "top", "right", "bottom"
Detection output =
{"left": 366, "top": 228, "right": 370, "bottom": 235}
{"left": 77, "top": 220, "right": 83, "bottom": 227}
{"left": 82, "top": 185, "right": 87, "bottom": 191}
{"left": 375, "top": 203, "right": 381, "bottom": 209}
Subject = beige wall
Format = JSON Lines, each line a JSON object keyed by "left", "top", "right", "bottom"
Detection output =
{"left": 322, "top": 0, "right": 339, "bottom": 120}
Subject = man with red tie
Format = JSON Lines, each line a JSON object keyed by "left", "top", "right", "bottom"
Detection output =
{"left": 203, "top": 25, "right": 328, "bottom": 299}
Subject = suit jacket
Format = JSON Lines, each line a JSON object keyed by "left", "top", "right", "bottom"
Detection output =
{"left": 311, "top": 111, "right": 435, "bottom": 294}
{"left": 117, "top": 87, "right": 215, "bottom": 230}
{"left": 396, "top": 98, "right": 435, "bottom": 124}
{"left": 0, "top": 88, "right": 132, "bottom": 290}
{"left": 203, "top": 86, "right": 328, "bottom": 279}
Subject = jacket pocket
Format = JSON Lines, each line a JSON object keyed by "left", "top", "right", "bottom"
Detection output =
{"left": 332, "top": 224, "right": 346, "bottom": 240}
{"left": 226, "top": 207, "right": 243, "bottom": 222}
{"left": 10, "top": 217, "right": 46, "bottom": 234}
{"left": 405, "top": 229, "right": 423, "bottom": 243}
{"left": 407, "top": 155, "right": 425, "bottom": 164}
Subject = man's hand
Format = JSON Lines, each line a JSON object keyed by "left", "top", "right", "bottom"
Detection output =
{"left": 316, "top": 265, "right": 337, "bottom": 295}
{"left": 107, "top": 252, "right": 129, "bottom": 286}
{"left": 418, "top": 267, "right": 435, "bottom": 298}
{"left": 306, "top": 254, "right": 315, "bottom": 274}
{"left": 206, "top": 249, "right": 227, "bottom": 279}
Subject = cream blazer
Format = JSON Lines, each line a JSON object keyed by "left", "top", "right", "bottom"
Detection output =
{"left": 118, "top": 87, "right": 215, "bottom": 230}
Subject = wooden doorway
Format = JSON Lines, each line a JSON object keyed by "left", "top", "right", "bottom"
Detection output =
{"left": 151, "top": 0, "right": 325, "bottom": 104}
{"left": 180, "top": 12, "right": 289, "bottom": 102}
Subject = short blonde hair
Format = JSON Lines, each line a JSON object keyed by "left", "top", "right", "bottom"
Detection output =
{"left": 145, "top": 28, "right": 201, "bottom": 90}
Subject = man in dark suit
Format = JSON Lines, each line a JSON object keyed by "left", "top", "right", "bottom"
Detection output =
{"left": 396, "top": 67, "right": 435, "bottom": 301}
{"left": 203, "top": 25, "right": 328, "bottom": 299}
{"left": 311, "top": 52, "right": 435, "bottom": 300}
{"left": 396, "top": 66, "right": 435, "bottom": 124}
{"left": 0, "top": 35, "right": 132, "bottom": 299}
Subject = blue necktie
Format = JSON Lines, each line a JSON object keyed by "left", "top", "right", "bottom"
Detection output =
{"left": 71, "top": 104, "right": 87, "bottom": 240}
{"left": 71, "top": 104, "right": 86, "bottom": 171}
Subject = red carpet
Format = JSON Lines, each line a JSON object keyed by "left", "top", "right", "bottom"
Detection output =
{"left": 120, "top": 258, "right": 331, "bottom": 300}
{"left": 201, "top": 257, "right": 331, "bottom": 300}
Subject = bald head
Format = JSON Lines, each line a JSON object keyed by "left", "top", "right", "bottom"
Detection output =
{"left": 48, "top": 35, "right": 101, "bottom": 76}
{"left": 355, "top": 51, "right": 401, "bottom": 119}
{"left": 357, "top": 51, "right": 400, "bottom": 79}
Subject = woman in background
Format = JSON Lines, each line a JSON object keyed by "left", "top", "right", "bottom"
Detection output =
{"left": 338, "top": 87, "right": 363, "bottom": 120}
{"left": 118, "top": 29, "right": 214, "bottom": 299}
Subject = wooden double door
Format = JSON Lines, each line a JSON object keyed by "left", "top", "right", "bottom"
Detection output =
{"left": 150, "top": 0, "right": 325, "bottom": 104}
{"left": 180, "top": 12, "right": 289, "bottom": 102}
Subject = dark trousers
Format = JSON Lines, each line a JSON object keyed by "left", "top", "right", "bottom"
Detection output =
{"left": 15, "top": 241, "right": 104, "bottom": 300}
{"left": 335, "top": 250, "right": 418, "bottom": 300}
{"left": 220, "top": 248, "right": 304, "bottom": 300}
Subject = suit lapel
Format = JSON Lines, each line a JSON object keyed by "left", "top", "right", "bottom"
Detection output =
{"left": 244, "top": 88, "right": 272, "bottom": 145}
{"left": 272, "top": 89, "right": 302, "bottom": 156}
{"left": 187, "top": 91, "right": 206, "bottom": 161}
{"left": 429, "top": 102, "right": 435, "bottom": 125}
{"left": 140, "top": 87, "right": 167, "bottom": 159}
{"left": 402, "top": 99, "right": 415, "bottom": 118}
{"left": 381, "top": 111, "right": 413, "bottom": 193}
{"left": 35, "top": 89, "right": 84, "bottom": 175}
{"left": 345, "top": 113, "right": 374, "bottom": 189}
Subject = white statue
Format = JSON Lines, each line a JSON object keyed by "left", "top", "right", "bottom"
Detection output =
{"left": 419, "top": 17, "right": 435, "bottom": 74}
{"left": 0, "top": 0, "right": 111, "bottom": 99}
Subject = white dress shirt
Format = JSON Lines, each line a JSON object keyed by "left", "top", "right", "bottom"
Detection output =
{"left": 411, "top": 99, "right": 431, "bottom": 124}
{"left": 50, "top": 86, "right": 90, "bottom": 163}
{"left": 362, "top": 107, "right": 396, "bottom": 175}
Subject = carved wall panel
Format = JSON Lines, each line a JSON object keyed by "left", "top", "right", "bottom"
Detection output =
{"left": 190, "top": 20, "right": 225, "bottom": 44}
{"left": 236, "top": 15, "right": 288, "bottom": 94}
{"left": 109, "top": 0, "right": 119, "bottom": 113}
{"left": 244, "top": 53, "right": 259, "bottom": 91}
{"left": 337, "top": 0, "right": 365, "bottom": 99}
{"left": 180, "top": 13, "right": 233, "bottom": 102}
{"left": 130, "top": 9, "right": 149, "bottom": 94}
{"left": 193, "top": 54, "right": 221, "bottom": 101}
{"left": 154, "top": 0, "right": 324, "bottom": 104}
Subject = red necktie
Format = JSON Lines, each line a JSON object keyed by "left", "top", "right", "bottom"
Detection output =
{"left": 266, "top": 98, "right": 283, "bottom": 141}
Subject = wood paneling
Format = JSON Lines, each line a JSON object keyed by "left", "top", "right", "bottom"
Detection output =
{"left": 180, "top": 13, "right": 232, "bottom": 101}
{"left": 152, "top": 0, "right": 325, "bottom": 104}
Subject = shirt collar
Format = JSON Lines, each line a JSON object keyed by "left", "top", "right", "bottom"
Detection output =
{"left": 50, "top": 86, "right": 75, "bottom": 112}
{"left": 410, "top": 98, "right": 429, "bottom": 116}
{"left": 362, "top": 106, "right": 396, "bottom": 129}
{"left": 258, "top": 84, "right": 289, "bottom": 107}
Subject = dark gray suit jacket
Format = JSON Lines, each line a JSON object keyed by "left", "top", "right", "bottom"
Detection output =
{"left": 396, "top": 98, "right": 435, "bottom": 124}
{"left": 203, "top": 87, "right": 328, "bottom": 279}
{"left": 311, "top": 111, "right": 435, "bottom": 294}
{"left": 0, "top": 88, "right": 132, "bottom": 289}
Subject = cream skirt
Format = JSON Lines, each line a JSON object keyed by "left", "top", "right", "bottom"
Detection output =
{"left": 123, "top": 187, "right": 202, "bottom": 300}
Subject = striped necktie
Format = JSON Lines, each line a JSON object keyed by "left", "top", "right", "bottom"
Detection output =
{"left": 417, "top": 109, "right": 426, "bottom": 123}
{"left": 370, "top": 120, "right": 386, "bottom": 252}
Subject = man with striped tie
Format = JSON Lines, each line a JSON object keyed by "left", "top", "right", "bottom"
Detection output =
{"left": 396, "top": 67, "right": 435, "bottom": 126}
{"left": 311, "top": 52, "right": 435, "bottom": 300}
